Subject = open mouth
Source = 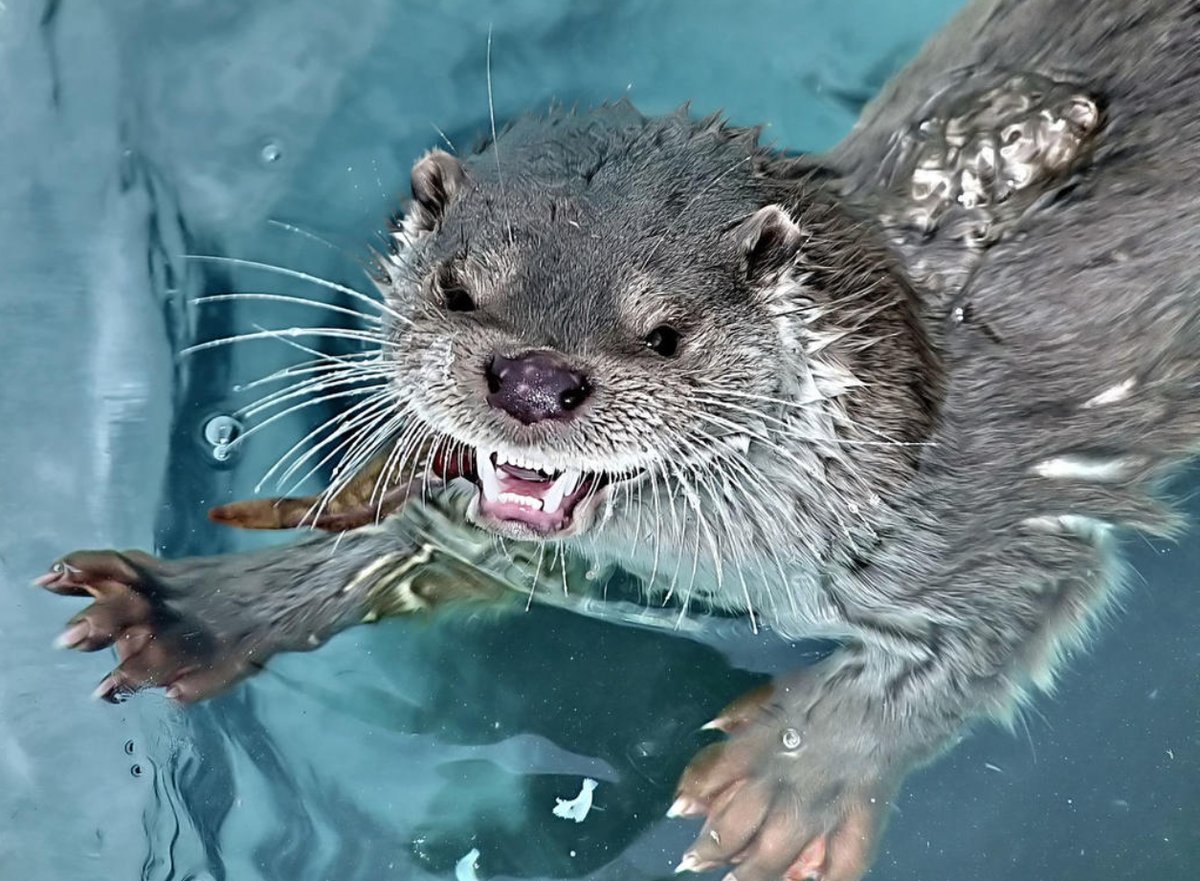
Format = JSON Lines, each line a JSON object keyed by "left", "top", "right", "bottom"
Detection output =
{"left": 430, "top": 444, "right": 639, "bottom": 538}
{"left": 474, "top": 451, "right": 625, "bottom": 537}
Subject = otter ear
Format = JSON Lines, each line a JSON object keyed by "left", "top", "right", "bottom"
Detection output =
{"left": 735, "top": 205, "right": 804, "bottom": 282}
{"left": 409, "top": 149, "right": 466, "bottom": 232}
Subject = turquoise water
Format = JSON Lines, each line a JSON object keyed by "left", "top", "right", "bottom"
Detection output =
{"left": 1, "top": 1, "right": 1196, "bottom": 879}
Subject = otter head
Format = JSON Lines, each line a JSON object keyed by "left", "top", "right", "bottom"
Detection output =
{"left": 380, "top": 106, "right": 935, "bottom": 574}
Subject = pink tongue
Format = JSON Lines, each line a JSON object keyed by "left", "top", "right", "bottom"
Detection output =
{"left": 498, "top": 464, "right": 554, "bottom": 499}
{"left": 480, "top": 476, "right": 567, "bottom": 534}
{"left": 479, "top": 467, "right": 592, "bottom": 534}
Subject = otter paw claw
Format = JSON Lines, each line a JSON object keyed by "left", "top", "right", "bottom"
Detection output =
{"left": 38, "top": 549, "right": 248, "bottom": 704}
{"left": 672, "top": 678, "right": 898, "bottom": 881}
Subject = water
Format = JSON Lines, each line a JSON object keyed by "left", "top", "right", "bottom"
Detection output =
{"left": 0, "top": 1, "right": 1196, "bottom": 879}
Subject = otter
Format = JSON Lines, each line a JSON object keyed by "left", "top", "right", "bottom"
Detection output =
{"left": 38, "top": 1, "right": 1200, "bottom": 879}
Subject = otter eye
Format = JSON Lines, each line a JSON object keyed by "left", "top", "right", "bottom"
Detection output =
{"left": 437, "top": 267, "right": 475, "bottom": 312}
{"left": 444, "top": 285, "right": 475, "bottom": 312}
{"left": 644, "top": 325, "right": 681, "bottom": 357}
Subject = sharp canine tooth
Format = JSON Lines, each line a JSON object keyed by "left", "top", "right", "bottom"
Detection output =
{"left": 542, "top": 468, "right": 581, "bottom": 515}
{"left": 478, "top": 449, "right": 501, "bottom": 501}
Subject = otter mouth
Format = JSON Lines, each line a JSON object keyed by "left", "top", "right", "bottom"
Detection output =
{"left": 429, "top": 444, "right": 640, "bottom": 539}
{"left": 472, "top": 449, "right": 639, "bottom": 538}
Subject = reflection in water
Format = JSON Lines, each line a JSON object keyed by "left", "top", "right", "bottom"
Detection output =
{"left": 166, "top": 599, "right": 775, "bottom": 879}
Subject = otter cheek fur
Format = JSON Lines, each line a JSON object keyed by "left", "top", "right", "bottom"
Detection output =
{"left": 37, "top": 1, "right": 1200, "bottom": 879}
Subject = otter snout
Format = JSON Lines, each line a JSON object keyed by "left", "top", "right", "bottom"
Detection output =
{"left": 485, "top": 351, "right": 591, "bottom": 425}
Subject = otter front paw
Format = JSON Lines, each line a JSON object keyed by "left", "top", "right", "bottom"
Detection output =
{"left": 670, "top": 674, "right": 902, "bottom": 881}
{"left": 37, "top": 550, "right": 256, "bottom": 704}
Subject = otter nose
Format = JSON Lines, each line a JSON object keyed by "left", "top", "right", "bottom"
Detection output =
{"left": 485, "top": 351, "right": 591, "bottom": 425}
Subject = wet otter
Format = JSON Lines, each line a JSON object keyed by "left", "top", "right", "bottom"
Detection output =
{"left": 39, "top": 1, "right": 1200, "bottom": 878}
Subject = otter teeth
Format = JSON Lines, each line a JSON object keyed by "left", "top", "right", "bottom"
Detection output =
{"left": 477, "top": 448, "right": 501, "bottom": 501}
{"left": 496, "top": 450, "right": 554, "bottom": 474}
{"left": 498, "top": 492, "right": 544, "bottom": 510}
{"left": 543, "top": 469, "right": 582, "bottom": 515}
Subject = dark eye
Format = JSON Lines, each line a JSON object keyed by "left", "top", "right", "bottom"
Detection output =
{"left": 437, "top": 266, "right": 475, "bottom": 312}
{"left": 644, "top": 325, "right": 681, "bottom": 357}
{"left": 443, "top": 285, "right": 476, "bottom": 312}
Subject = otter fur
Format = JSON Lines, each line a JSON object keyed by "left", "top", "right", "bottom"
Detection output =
{"left": 39, "top": 1, "right": 1200, "bottom": 879}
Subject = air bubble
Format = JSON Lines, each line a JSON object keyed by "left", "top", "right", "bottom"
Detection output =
{"left": 781, "top": 728, "right": 802, "bottom": 750}
{"left": 203, "top": 414, "right": 242, "bottom": 447}
{"left": 259, "top": 141, "right": 282, "bottom": 164}
{"left": 130, "top": 764, "right": 143, "bottom": 777}
{"left": 123, "top": 740, "right": 135, "bottom": 755}
{"left": 203, "top": 414, "right": 243, "bottom": 464}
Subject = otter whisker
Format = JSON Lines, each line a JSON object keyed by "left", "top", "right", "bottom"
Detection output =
{"left": 668, "top": 461, "right": 724, "bottom": 590}
{"left": 385, "top": 421, "right": 439, "bottom": 508}
{"left": 181, "top": 326, "right": 386, "bottom": 358}
{"left": 186, "top": 254, "right": 406, "bottom": 323}
{"left": 309, "top": 410, "right": 408, "bottom": 528}
{"left": 264, "top": 391, "right": 398, "bottom": 494}
{"left": 431, "top": 122, "right": 457, "bottom": 154}
{"left": 232, "top": 366, "right": 387, "bottom": 422}
{"left": 709, "top": 387, "right": 935, "bottom": 444}
{"left": 237, "top": 367, "right": 388, "bottom": 421}
{"left": 325, "top": 402, "right": 410, "bottom": 499}
{"left": 368, "top": 419, "right": 426, "bottom": 516}
{"left": 233, "top": 352, "right": 381, "bottom": 395}
{"left": 686, "top": 429, "right": 799, "bottom": 620}
{"left": 555, "top": 543, "right": 571, "bottom": 604}
{"left": 306, "top": 409, "right": 408, "bottom": 527}
{"left": 528, "top": 540, "right": 547, "bottom": 609}
{"left": 273, "top": 395, "right": 401, "bottom": 496}
{"left": 244, "top": 325, "right": 384, "bottom": 371}
{"left": 658, "top": 466, "right": 691, "bottom": 606}
{"left": 280, "top": 404, "right": 400, "bottom": 508}
{"left": 230, "top": 385, "right": 387, "bottom": 465}
{"left": 689, "top": 391, "right": 930, "bottom": 449}
{"left": 193, "top": 293, "right": 383, "bottom": 325}
{"left": 485, "top": 25, "right": 514, "bottom": 246}
{"left": 646, "top": 468, "right": 666, "bottom": 593}
{"left": 681, "top": 423, "right": 789, "bottom": 513}
{"left": 266, "top": 219, "right": 353, "bottom": 257}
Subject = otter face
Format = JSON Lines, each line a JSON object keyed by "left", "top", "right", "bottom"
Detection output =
{"left": 380, "top": 113, "right": 814, "bottom": 550}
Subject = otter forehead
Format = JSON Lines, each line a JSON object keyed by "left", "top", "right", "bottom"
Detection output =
{"left": 409, "top": 107, "right": 781, "bottom": 347}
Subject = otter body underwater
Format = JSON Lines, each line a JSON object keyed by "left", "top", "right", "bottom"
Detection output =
{"left": 39, "top": 1, "right": 1200, "bottom": 878}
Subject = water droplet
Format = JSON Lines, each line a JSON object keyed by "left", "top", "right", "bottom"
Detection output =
{"left": 203, "top": 414, "right": 242, "bottom": 447}
{"left": 123, "top": 739, "right": 135, "bottom": 755}
{"left": 781, "top": 727, "right": 802, "bottom": 750}
{"left": 130, "top": 764, "right": 143, "bottom": 777}
{"left": 259, "top": 141, "right": 282, "bottom": 164}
